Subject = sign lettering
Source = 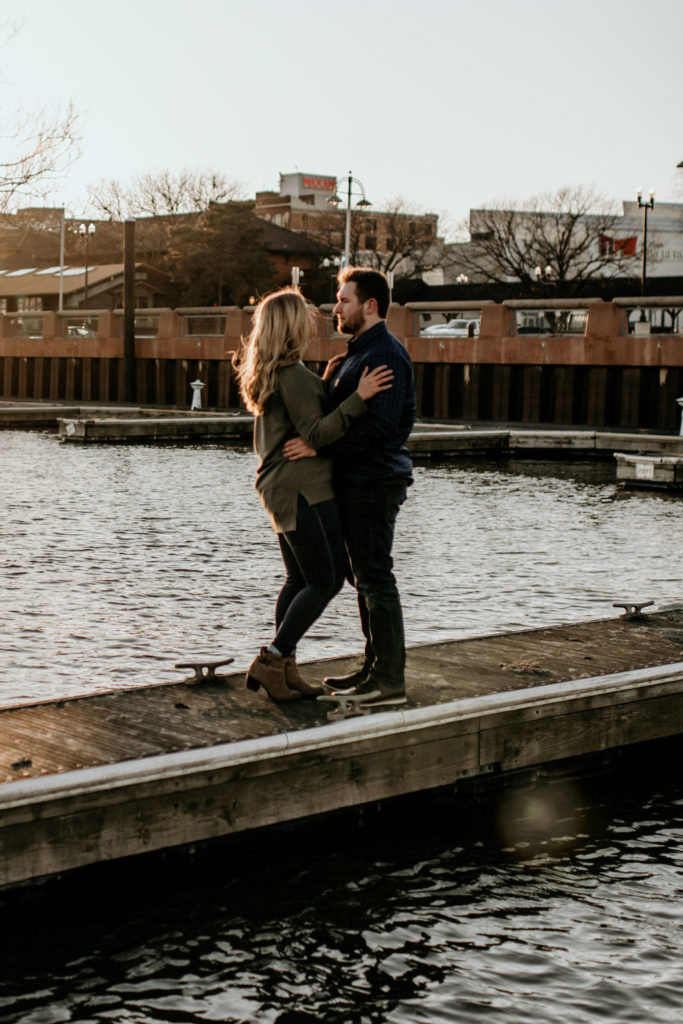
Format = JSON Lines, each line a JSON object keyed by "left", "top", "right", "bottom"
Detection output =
{"left": 302, "top": 175, "right": 336, "bottom": 191}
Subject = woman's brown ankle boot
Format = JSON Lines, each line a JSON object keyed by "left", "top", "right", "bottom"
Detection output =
{"left": 246, "top": 648, "right": 302, "bottom": 702}
{"left": 283, "top": 657, "right": 323, "bottom": 697}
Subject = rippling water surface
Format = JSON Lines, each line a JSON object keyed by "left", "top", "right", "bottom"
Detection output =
{"left": 1, "top": 431, "right": 681, "bottom": 706}
{"left": 1, "top": 431, "right": 682, "bottom": 1024}
{"left": 1, "top": 764, "right": 681, "bottom": 1024}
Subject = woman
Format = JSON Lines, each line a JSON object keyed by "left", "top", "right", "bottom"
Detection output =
{"left": 234, "top": 287, "right": 392, "bottom": 703}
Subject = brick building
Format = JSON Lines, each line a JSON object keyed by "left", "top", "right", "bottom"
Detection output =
{"left": 255, "top": 172, "right": 440, "bottom": 270}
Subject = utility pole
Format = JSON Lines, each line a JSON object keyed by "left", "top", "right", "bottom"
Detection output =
{"left": 123, "top": 219, "right": 136, "bottom": 403}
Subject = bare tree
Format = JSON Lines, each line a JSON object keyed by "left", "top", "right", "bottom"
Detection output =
{"left": 358, "top": 196, "right": 444, "bottom": 277}
{"left": 0, "top": 101, "right": 80, "bottom": 213}
{"left": 301, "top": 195, "right": 444, "bottom": 280}
{"left": 0, "top": 19, "right": 81, "bottom": 212}
{"left": 86, "top": 169, "right": 245, "bottom": 220}
{"left": 451, "top": 186, "right": 628, "bottom": 287}
{"left": 165, "top": 201, "right": 275, "bottom": 306}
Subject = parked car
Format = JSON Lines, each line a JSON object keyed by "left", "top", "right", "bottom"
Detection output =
{"left": 421, "top": 318, "right": 479, "bottom": 337}
{"left": 67, "top": 325, "right": 97, "bottom": 338}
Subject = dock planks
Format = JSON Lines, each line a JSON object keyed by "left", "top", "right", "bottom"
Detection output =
{"left": 1, "top": 608, "right": 682, "bottom": 888}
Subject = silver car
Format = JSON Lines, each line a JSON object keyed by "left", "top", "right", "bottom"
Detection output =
{"left": 421, "top": 318, "right": 480, "bottom": 337}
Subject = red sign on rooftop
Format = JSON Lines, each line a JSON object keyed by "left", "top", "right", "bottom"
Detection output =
{"left": 302, "top": 175, "right": 336, "bottom": 191}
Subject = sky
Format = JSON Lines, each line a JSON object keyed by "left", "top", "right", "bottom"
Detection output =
{"left": 2, "top": 0, "right": 682, "bottom": 240}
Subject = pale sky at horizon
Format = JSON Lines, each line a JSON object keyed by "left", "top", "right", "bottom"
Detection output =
{"left": 2, "top": 0, "right": 681, "bottom": 239}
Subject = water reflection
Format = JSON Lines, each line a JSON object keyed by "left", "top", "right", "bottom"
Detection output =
{"left": 1, "top": 432, "right": 681, "bottom": 706}
{"left": 0, "top": 755, "right": 681, "bottom": 1024}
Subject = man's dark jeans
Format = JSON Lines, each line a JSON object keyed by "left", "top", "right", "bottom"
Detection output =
{"left": 337, "top": 479, "right": 409, "bottom": 685}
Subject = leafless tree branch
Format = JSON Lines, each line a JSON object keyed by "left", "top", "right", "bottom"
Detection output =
{"left": 0, "top": 101, "right": 80, "bottom": 212}
{"left": 86, "top": 169, "right": 245, "bottom": 220}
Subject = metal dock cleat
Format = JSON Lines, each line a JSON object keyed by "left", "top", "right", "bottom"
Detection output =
{"left": 175, "top": 657, "right": 234, "bottom": 683}
{"left": 612, "top": 600, "right": 655, "bottom": 620}
{"left": 317, "top": 690, "right": 382, "bottom": 722}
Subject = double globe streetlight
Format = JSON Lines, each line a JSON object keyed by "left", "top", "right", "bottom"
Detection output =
{"left": 327, "top": 171, "right": 371, "bottom": 267}
{"left": 79, "top": 222, "right": 96, "bottom": 309}
{"left": 636, "top": 189, "right": 655, "bottom": 298}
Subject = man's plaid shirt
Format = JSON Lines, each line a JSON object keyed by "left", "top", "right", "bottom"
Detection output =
{"left": 325, "top": 320, "right": 416, "bottom": 487}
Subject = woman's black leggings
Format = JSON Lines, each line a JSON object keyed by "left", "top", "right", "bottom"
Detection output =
{"left": 273, "top": 495, "right": 346, "bottom": 656}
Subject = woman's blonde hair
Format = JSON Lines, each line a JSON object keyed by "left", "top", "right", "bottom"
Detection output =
{"left": 233, "top": 288, "right": 315, "bottom": 415}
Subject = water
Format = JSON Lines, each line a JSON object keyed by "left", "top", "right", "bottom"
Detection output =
{"left": 1, "top": 430, "right": 682, "bottom": 1023}
{"left": 1, "top": 432, "right": 681, "bottom": 707}
{"left": 0, "top": 760, "right": 681, "bottom": 1023}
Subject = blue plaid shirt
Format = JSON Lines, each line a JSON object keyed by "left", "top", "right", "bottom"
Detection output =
{"left": 325, "top": 320, "right": 416, "bottom": 486}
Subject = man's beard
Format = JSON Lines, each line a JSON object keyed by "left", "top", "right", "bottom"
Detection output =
{"left": 337, "top": 309, "right": 365, "bottom": 335}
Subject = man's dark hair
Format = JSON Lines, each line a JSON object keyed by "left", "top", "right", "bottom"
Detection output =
{"left": 338, "top": 267, "right": 390, "bottom": 319}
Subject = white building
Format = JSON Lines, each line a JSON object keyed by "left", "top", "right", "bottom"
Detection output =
{"left": 444, "top": 200, "right": 683, "bottom": 287}
{"left": 617, "top": 200, "right": 683, "bottom": 279}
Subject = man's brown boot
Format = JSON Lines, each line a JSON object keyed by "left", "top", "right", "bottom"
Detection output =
{"left": 322, "top": 664, "right": 371, "bottom": 694}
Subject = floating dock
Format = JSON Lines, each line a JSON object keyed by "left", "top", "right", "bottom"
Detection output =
{"left": 2, "top": 402, "right": 682, "bottom": 469}
{"left": 615, "top": 451, "right": 683, "bottom": 491}
{"left": 58, "top": 412, "right": 253, "bottom": 443}
{"left": 1, "top": 607, "right": 682, "bottom": 889}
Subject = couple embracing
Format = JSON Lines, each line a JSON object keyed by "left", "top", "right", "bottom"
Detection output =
{"left": 235, "top": 267, "right": 416, "bottom": 709}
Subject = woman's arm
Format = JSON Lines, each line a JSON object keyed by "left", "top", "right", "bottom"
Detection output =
{"left": 278, "top": 363, "right": 392, "bottom": 453}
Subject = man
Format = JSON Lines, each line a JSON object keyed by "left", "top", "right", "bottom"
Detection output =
{"left": 283, "top": 267, "right": 416, "bottom": 707}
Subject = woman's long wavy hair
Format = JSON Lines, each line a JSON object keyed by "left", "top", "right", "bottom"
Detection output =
{"left": 233, "top": 288, "right": 316, "bottom": 415}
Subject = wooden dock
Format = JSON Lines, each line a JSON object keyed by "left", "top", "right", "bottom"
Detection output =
{"left": 1, "top": 607, "right": 682, "bottom": 889}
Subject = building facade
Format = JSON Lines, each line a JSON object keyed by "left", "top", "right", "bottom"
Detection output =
{"left": 444, "top": 200, "right": 683, "bottom": 291}
{"left": 255, "top": 172, "right": 441, "bottom": 272}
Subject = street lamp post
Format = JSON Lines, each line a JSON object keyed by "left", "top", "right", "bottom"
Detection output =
{"left": 58, "top": 208, "right": 65, "bottom": 313}
{"left": 636, "top": 189, "right": 655, "bottom": 297}
{"left": 322, "top": 256, "right": 341, "bottom": 301}
{"left": 327, "top": 171, "right": 371, "bottom": 267}
{"left": 79, "top": 222, "right": 96, "bottom": 309}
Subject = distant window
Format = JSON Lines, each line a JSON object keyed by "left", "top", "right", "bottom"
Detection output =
{"left": 365, "top": 218, "right": 377, "bottom": 233}
{"left": 17, "top": 296, "right": 42, "bottom": 312}
{"left": 301, "top": 214, "right": 308, "bottom": 228}
{"left": 364, "top": 235, "right": 377, "bottom": 249}
{"left": 409, "top": 221, "right": 416, "bottom": 235}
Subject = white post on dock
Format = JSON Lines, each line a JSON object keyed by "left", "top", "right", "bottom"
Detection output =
{"left": 190, "top": 379, "right": 205, "bottom": 411}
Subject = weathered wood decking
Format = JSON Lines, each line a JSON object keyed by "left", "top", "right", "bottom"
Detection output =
{"left": 1, "top": 608, "right": 682, "bottom": 888}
